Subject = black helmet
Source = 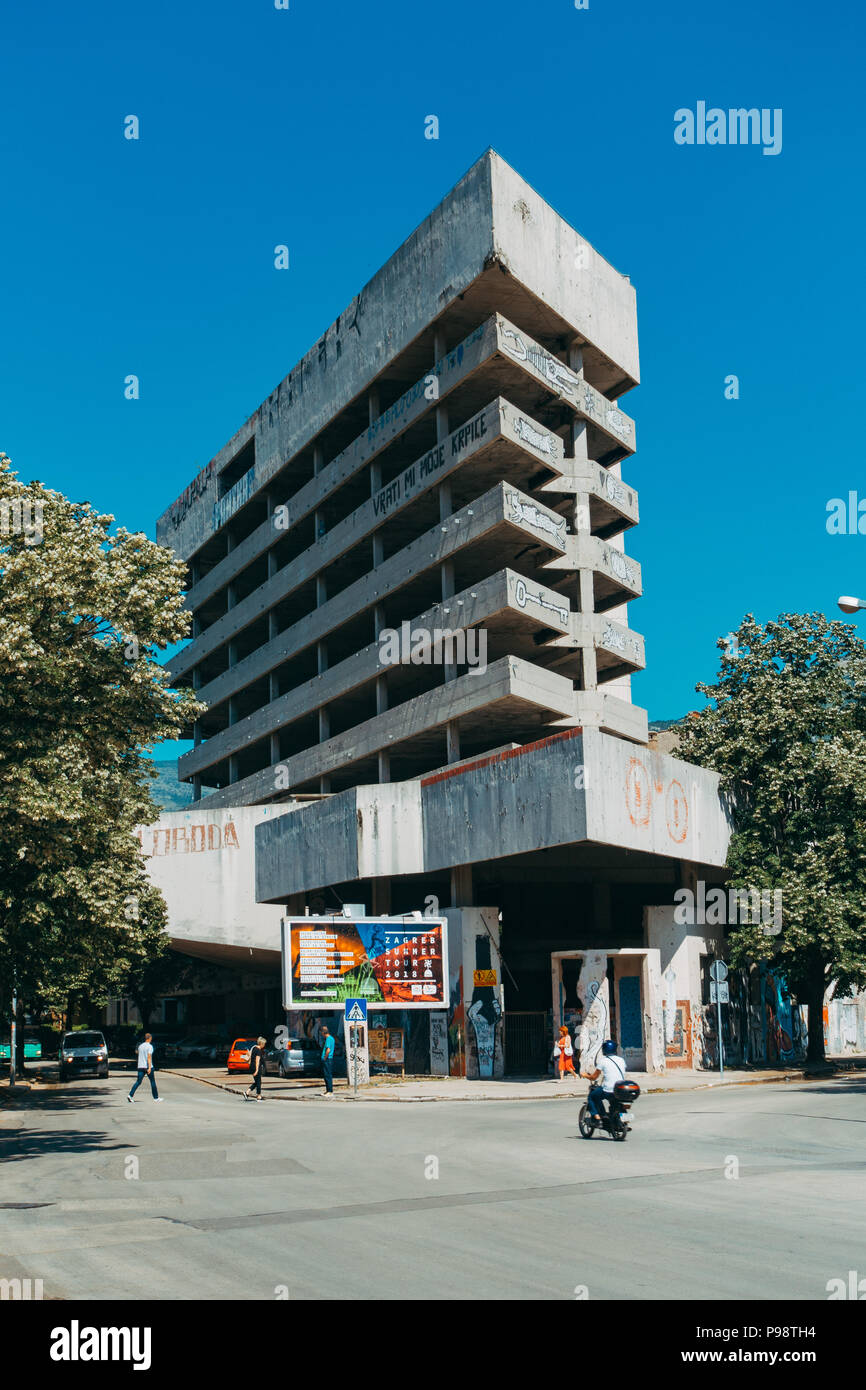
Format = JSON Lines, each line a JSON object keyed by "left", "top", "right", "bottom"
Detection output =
{"left": 601, "top": 1039, "right": 618, "bottom": 1056}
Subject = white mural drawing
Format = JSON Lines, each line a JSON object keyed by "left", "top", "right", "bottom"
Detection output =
{"left": 514, "top": 576, "right": 569, "bottom": 626}
{"left": 579, "top": 976, "right": 609, "bottom": 1071}
{"left": 507, "top": 492, "right": 567, "bottom": 546}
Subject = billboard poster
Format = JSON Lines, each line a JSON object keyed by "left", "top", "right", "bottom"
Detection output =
{"left": 282, "top": 916, "right": 447, "bottom": 1009}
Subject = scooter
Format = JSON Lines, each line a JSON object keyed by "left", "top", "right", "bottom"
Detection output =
{"left": 578, "top": 1080, "right": 641, "bottom": 1142}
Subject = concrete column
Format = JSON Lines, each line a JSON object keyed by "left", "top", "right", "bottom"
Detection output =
{"left": 192, "top": 774, "right": 201, "bottom": 804}
{"left": 578, "top": 569, "right": 598, "bottom": 690}
{"left": 370, "top": 394, "right": 389, "bottom": 783}
{"left": 228, "top": 754, "right": 238, "bottom": 784}
{"left": 270, "top": 732, "right": 280, "bottom": 765}
{"left": 434, "top": 329, "right": 459, "bottom": 759}
{"left": 315, "top": 478, "right": 329, "bottom": 764}
{"left": 192, "top": 669, "right": 202, "bottom": 748}
{"left": 450, "top": 863, "right": 473, "bottom": 908}
{"left": 371, "top": 878, "right": 391, "bottom": 915}
{"left": 592, "top": 881, "right": 612, "bottom": 937}
{"left": 568, "top": 342, "right": 589, "bottom": 465}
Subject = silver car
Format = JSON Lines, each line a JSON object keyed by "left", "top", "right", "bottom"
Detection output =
{"left": 59, "top": 1031, "right": 109, "bottom": 1081}
{"left": 263, "top": 1038, "right": 321, "bottom": 1078}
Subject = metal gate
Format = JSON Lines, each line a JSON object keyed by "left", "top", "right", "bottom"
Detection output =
{"left": 503, "top": 1011, "right": 550, "bottom": 1076}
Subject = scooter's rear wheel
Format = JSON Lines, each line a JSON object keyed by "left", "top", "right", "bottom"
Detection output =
{"left": 611, "top": 1113, "right": 628, "bottom": 1141}
{"left": 578, "top": 1104, "right": 595, "bottom": 1139}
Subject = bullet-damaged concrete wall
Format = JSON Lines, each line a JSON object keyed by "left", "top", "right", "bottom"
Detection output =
{"left": 356, "top": 783, "right": 424, "bottom": 882}
{"left": 137, "top": 805, "right": 291, "bottom": 954}
{"left": 157, "top": 152, "right": 641, "bottom": 562}
{"left": 255, "top": 793, "right": 361, "bottom": 904}
{"left": 489, "top": 152, "right": 639, "bottom": 389}
{"left": 584, "top": 729, "right": 731, "bottom": 865}
{"left": 157, "top": 156, "right": 497, "bottom": 559}
{"left": 421, "top": 728, "right": 589, "bottom": 873}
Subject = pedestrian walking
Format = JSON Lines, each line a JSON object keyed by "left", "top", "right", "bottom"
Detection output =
{"left": 127, "top": 1033, "right": 162, "bottom": 1103}
{"left": 244, "top": 1036, "right": 266, "bottom": 1101}
{"left": 320, "top": 1025, "right": 335, "bottom": 1096}
{"left": 553, "top": 1024, "right": 577, "bottom": 1081}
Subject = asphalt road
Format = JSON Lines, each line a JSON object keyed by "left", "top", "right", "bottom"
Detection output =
{"left": 1, "top": 1070, "right": 864, "bottom": 1300}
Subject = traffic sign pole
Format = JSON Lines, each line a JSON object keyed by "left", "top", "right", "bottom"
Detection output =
{"left": 710, "top": 959, "right": 728, "bottom": 1078}
{"left": 344, "top": 999, "right": 368, "bottom": 1098}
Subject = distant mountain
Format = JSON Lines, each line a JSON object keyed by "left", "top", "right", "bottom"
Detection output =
{"left": 648, "top": 716, "right": 687, "bottom": 731}
{"left": 148, "top": 761, "right": 195, "bottom": 812}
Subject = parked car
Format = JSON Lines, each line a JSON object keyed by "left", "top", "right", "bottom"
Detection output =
{"left": 0, "top": 1033, "right": 42, "bottom": 1061}
{"left": 262, "top": 1038, "right": 322, "bottom": 1078}
{"left": 165, "top": 1035, "right": 227, "bottom": 1064}
{"left": 227, "top": 1038, "right": 260, "bottom": 1074}
{"left": 59, "top": 1031, "right": 109, "bottom": 1081}
{"left": 148, "top": 1034, "right": 184, "bottom": 1064}
{"left": 262, "top": 1037, "right": 348, "bottom": 1079}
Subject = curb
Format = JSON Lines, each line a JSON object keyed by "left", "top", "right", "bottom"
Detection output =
{"left": 158, "top": 1062, "right": 865, "bottom": 1103}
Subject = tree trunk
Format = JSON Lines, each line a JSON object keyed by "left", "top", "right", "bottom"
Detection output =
{"left": 803, "top": 967, "right": 827, "bottom": 1064}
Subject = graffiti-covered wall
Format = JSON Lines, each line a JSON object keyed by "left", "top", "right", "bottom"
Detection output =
{"left": 699, "top": 964, "right": 807, "bottom": 1068}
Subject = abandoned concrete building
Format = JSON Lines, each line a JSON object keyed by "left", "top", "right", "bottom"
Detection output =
{"left": 146, "top": 150, "right": 828, "bottom": 1078}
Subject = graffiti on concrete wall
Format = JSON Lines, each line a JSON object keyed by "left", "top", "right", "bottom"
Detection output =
{"left": 664, "top": 1001, "right": 693, "bottom": 1066}
{"left": 466, "top": 931, "right": 503, "bottom": 1080}
{"left": 699, "top": 964, "right": 807, "bottom": 1067}
{"left": 578, "top": 974, "right": 609, "bottom": 1071}
{"left": 137, "top": 821, "right": 240, "bottom": 857}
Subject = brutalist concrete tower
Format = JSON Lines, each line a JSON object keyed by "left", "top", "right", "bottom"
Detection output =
{"left": 155, "top": 153, "right": 733, "bottom": 1079}
{"left": 157, "top": 150, "right": 645, "bottom": 808}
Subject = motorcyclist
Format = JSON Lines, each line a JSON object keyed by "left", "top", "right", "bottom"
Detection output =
{"left": 581, "top": 1039, "right": 627, "bottom": 1122}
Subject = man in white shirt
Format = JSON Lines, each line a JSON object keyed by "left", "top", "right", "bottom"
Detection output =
{"left": 127, "top": 1033, "right": 162, "bottom": 1103}
{"left": 581, "top": 1039, "right": 626, "bottom": 1121}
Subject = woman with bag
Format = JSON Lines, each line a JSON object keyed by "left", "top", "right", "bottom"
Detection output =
{"left": 553, "top": 1024, "right": 577, "bottom": 1082}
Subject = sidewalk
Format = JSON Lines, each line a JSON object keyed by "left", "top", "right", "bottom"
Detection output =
{"left": 155, "top": 1053, "right": 866, "bottom": 1102}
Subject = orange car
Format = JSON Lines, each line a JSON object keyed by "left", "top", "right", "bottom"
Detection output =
{"left": 227, "top": 1037, "right": 259, "bottom": 1074}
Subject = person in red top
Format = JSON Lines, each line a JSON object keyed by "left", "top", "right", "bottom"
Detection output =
{"left": 553, "top": 1024, "right": 577, "bottom": 1081}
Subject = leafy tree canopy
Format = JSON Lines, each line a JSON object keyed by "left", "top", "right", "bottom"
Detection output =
{"left": 0, "top": 451, "right": 204, "bottom": 1021}
{"left": 681, "top": 612, "right": 866, "bottom": 1058}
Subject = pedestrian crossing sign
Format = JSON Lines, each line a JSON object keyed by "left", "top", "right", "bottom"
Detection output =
{"left": 345, "top": 999, "right": 367, "bottom": 1022}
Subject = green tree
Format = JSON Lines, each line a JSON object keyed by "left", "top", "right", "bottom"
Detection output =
{"left": 681, "top": 612, "right": 866, "bottom": 1062}
{"left": 0, "top": 451, "right": 204, "bottom": 1073}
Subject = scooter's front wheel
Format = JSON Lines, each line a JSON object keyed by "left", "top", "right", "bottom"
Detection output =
{"left": 578, "top": 1104, "right": 595, "bottom": 1139}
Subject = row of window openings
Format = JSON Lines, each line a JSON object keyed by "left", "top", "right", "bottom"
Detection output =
{"left": 191, "top": 388, "right": 591, "bottom": 629}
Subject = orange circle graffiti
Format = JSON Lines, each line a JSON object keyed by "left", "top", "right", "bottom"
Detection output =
{"left": 666, "top": 779, "right": 689, "bottom": 843}
{"left": 625, "top": 758, "right": 651, "bottom": 827}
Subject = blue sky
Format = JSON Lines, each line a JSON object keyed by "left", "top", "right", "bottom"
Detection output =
{"left": 2, "top": 0, "right": 864, "bottom": 759}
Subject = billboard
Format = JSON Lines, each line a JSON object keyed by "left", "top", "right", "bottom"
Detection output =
{"left": 282, "top": 916, "right": 447, "bottom": 1009}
